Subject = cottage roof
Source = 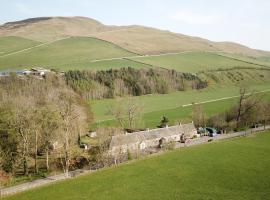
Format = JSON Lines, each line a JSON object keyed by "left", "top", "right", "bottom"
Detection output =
{"left": 109, "top": 123, "right": 196, "bottom": 149}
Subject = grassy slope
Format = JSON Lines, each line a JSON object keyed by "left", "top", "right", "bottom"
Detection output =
{"left": 0, "top": 37, "right": 137, "bottom": 71}
{"left": 130, "top": 52, "right": 268, "bottom": 73}
{"left": 5, "top": 131, "right": 270, "bottom": 200}
{"left": 56, "top": 58, "right": 152, "bottom": 71}
{"left": 91, "top": 83, "right": 270, "bottom": 129}
{"left": 0, "top": 36, "right": 40, "bottom": 56}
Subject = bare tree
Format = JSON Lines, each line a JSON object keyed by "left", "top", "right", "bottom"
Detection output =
{"left": 192, "top": 103, "right": 206, "bottom": 128}
{"left": 236, "top": 87, "right": 262, "bottom": 128}
{"left": 56, "top": 89, "right": 89, "bottom": 177}
{"left": 108, "top": 97, "right": 143, "bottom": 130}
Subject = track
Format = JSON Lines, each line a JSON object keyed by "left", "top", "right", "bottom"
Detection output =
{"left": 0, "top": 37, "right": 71, "bottom": 58}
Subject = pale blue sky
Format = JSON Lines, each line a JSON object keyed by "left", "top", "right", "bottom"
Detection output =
{"left": 1, "top": 0, "right": 270, "bottom": 51}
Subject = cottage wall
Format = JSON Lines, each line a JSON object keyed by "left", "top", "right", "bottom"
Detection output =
{"left": 109, "top": 123, "right": 196, "bottom": 156}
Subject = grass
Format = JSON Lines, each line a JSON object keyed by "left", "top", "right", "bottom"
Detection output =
{"left": 0, "top": 36, "right": 40, "bottom": 56}
{"left": 5, "top": 131, "right": 270, "bottom": 200}
{"left": 130, "top": 52, "right": 268, "bottom": 73}
{"left": 91, "top": 83, "right": 270, "bottom": 122}
{"left": 55, "top": 58, "right": 151, "bottom": 71}
{"left": 0, "top": 37, "right": 137, "bottom": 71}
{"left": 93, "top": 90, "right": 270, "bottom": 129}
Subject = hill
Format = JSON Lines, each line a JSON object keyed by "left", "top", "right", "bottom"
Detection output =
{"left": 4, "top": 131, "right": 270, "bottom": 200}
{"left": 1, "top": 16, "right": 269, "bottom": 57}
{"left": 0, "top": 37, "right": 139, "bottom": 71}
{"left": 0, "top": 36, "right": 40, "bottom": 56}
{"left": 129, "top": 52, "right": 270, "bottom": 73}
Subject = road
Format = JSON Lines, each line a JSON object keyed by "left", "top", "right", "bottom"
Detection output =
{"left": 1, "top": 125, "right": 269, "bottom": 197}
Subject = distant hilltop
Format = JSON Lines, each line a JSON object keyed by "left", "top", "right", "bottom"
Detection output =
{"left": 1, "top": 16, "right": 269, "bottom": 57}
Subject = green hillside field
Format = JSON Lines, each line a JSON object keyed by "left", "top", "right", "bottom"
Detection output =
{"left": 130, "top": 52, "right": 270, "bottom": 73}
{"left": 0, "top": 37, "right": 138, "bottom": 71}
{"left": 0, "top": 36, "right": 40, "bottom": 56}
{"left": 5, "top": 131, "right": 270, "bottom": 200}
{"left": 91, "top": 83, "right": 270, "bottom": 129}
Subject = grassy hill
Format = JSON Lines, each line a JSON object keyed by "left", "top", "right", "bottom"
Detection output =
{"left": 0, "top": 37, "right": 139, "bottom": 71}
{"left": 5, "top": 131, "right": 270, "bottom": 200}
{"left": 1, "top": 17, "right": 270, "bottom": 57}
{"left": 130, "top": 52, "right": 270, "bottom": 73}
{"left": 91, "top": 82, "right": 270, "bottom": 129}
{"left": 0, "top": 36, "right": 40, "bottom": 56}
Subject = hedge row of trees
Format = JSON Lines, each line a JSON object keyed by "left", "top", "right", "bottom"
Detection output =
{"left": 0, "top": 74, "right": 92, "bottom": 177}
{"left": 193, "top": 88, "right": 270, "bottom": 131}
{"left": 65, "top": 67, "right": 208, "bottom": 100}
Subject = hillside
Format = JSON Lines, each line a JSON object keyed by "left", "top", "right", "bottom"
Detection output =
{"left": 129, "top": 52, "right": 270, "bottom": 73}
{"left": 0, "top": 37, "right": 138, "bottom": 70}
{"left": 0, "top": 36, "right": 40, "bottom": 56}
{"left": 4, "top": 131, "right": 270, "bottom": 200}
{"left": 1, "top": 16, "right": 269, "bottom": 57}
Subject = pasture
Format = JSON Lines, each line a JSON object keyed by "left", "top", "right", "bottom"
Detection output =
{"left": 0, "top": 36, "right": 40, "bottom": 56}
{"left": 0, "top": 37, "right": 137, "bottom": 71}
{"left": 130, "top": 52, "right": 268, "bottom": 72}
{"left": 4, "top": 131, "right": 270, "bottom": 200}
{"left": 91, "top": 83, "right": 270, "bottom": 129}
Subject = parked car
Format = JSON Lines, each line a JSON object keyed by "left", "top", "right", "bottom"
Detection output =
{"left": 197, "top": 127, "right": 209, "bottom": 136}
{"left": 250, "top": 123, "right": 262, "bottom": 128}
{"left": 206, "top": 127, "right": 218, "bottom": 137}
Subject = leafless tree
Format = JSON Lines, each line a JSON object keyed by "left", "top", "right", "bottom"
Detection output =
{"left": 108, "top": 97, "right": 143, "bottom": 130}
{"left": 192, "top": 103, "right": 206, "bottom": 128}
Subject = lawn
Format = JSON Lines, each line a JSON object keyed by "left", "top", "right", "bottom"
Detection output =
{"left": 130, "top": 52, "right": 268, "bottom": 73}
{"left": 5, "top": 131, "right": 270, "bottom": 200}
{"left": 0, "top": 36, "right": 40, "bottom": 56}
{"left": 0, "top": 37, "right": 137, "bottom": 71}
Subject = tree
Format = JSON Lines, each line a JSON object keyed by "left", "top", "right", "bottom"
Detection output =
{"left": 38, "top": 105, "right": 60, "bottom": 171}
{"left": 57, "top": 89, "right": 89, "bottom": 177}
{"left": 256, "top": 100, "right": 270, "bottom": 129}
{"left": 0, "top": 74, "right": 92, "bottom": 177}
{"left": 159, "top": 116, "right": 169, "bottom": 128}
{"left": 235, "top": 87, "right": 261, "bottom": 129}
{"left": 192, "top": 104, "right": 206, "bottom": 128}
{"left": 109, "top": 97, "right": 143, "bottom": 130}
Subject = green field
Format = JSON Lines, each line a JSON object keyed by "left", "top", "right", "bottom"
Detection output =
{"left": 130, "top": 52, "right": 269, "bottom": 73}
{"left": 5, "top": 131, "right": 270, "bottom": 200}
{"left": 1, "top": 36, "right": 270, "bottom": 73}
{"left": 0, "top": 36, "right": 40, "bottom": 56}
{"left": 56, "top": 58, "right": 152, "bottom": 71}
{"left": 91, "top": 83, "right": 270, "bottom": 121}
{"left": 0, "top": 37, "right": 137, "bottom": 71}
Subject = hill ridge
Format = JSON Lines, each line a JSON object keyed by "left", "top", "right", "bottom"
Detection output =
{"left": 0, "top": 16, "right": 270, "bottom": 57}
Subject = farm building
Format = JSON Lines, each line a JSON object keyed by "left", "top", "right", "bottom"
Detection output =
{"left": 109, "top": 122, "right": 197, "bottom": 156}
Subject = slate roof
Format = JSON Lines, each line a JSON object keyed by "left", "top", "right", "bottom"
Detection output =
{"left": 109, "top": 123, "right": 196, "bottom": 148}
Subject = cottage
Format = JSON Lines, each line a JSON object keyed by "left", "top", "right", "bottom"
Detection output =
{"left": 109, "top": 122, "right": 197, "bottom": 156}
{"left": 31, "top": 67, "right": 50, "bottom": 76}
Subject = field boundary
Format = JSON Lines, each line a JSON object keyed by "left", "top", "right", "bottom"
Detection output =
{"left": 0, "top": 37, "right": 71, "bottom": 58}
{"left": 95, "top": 89, "right": 270, "bottom": 123}
{"left": 182, "top": 89, "right": 270, "bottom": 107}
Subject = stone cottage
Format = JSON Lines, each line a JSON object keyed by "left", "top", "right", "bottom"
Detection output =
{"left": 109, "top": 122, "right": 197, "bottom": 156}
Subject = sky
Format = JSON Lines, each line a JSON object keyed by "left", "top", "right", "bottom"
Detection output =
{"left": 1, "top": 0, "right": 270, "bottom": 51}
